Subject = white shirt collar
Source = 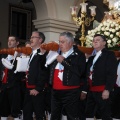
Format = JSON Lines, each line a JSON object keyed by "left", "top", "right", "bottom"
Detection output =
{"left": 96, "top": 50, "right": 102, "bottom": 56}
{"left": 32, "top": 49, "right": 38, "bottom": 55}
{"left": 6, "top": 55, "right": 14, "bottom": 61}
{"left": 62, "top": 47, "right": 73, "bottom": 58}
{"left": 29, "top": 49, "right": 38, "bottom": 63}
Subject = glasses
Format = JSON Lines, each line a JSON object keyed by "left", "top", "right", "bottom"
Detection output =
{"left": 30, "top": 36, "right": 40, "bottom": 39}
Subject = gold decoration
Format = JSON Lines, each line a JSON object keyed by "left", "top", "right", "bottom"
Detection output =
{"left": 70, "top": 0, "right": 96, "bottom": 46}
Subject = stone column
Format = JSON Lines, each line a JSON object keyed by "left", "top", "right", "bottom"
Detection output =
{"left": 32, "top": 0, "right": 78, "bottom": 42}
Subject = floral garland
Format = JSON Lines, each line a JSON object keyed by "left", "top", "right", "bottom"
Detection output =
{"left": 85, "top": 19, "right": 120, "bottom": 50}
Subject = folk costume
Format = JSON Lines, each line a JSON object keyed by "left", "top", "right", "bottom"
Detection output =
{"left": 23, "top": 48, "right": 49, "bottom": 120}
{"left": 49, "top": 46, "right": 86, "bottom": 120}
{"left": 111, "top": 59, "right": 120, "bottom": 119}
{"left": 0, "top": 54, "right": 24, "bottom": 120}
{"left": 85, "top": 48, "right": 117, "bottom": 120}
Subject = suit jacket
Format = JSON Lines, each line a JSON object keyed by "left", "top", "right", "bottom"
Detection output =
{"left": 0, "top": 54, "right": 25, "bottom": 91}
{"left": 27, "top": 49, "right": 49, "bottom": 92}
{"left": 86, "top": 48, "right": 117, "bottom": 91}
{"left": 49, "top": 45, "right": 86, "bottom": 86}
{"left": 117, "top": 59, "right": 120, "bottom": 65}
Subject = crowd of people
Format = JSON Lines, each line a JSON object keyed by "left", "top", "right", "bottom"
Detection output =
{"left": 0, "top": 31, "right": 119, "bottom": 120}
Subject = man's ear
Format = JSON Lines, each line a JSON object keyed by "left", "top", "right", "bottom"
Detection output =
{"left": 17, "top": 41, "right": 19, "bottom": 46}
{"left": 69, "top": 41, "right": 73, "bottom": 46}
{"left": 103, "top": 41, "right": 106, "bottom": 46}
{"left": 39, "top": 38, "right": 43, "bottom": 44}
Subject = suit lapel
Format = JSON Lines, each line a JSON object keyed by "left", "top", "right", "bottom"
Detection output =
{"left": 29, "top": 53, "right": 37, "bottom": 64}
{"left": 29, "top": 49, "right": 40, "bottom": 65}
{"left": 93, "top": 52, "right": 102, "bottom": 65}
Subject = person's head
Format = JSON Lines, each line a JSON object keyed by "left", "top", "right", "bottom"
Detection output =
{"left": 30, "top": 31, "right": 45, "bottom": 50}
{"left": 8, "top": 36, "right": 19, "bottom": 48}
{"left": 59, "top": 32, "right": 74, "bottom": 53}
{"left": 25, "top": 41, "right": 31, "bottom": 47}
{"left": 92, "top": 34, "right": 107, "bottom": 52}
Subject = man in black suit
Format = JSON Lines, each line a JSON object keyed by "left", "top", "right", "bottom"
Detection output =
{"left": 49, "top": 32, "right": 86, "bottom": 120}
{"left": 23, "top": 31, "right": 49, "bottom": 120}
{"left": 0, "top": 36, "right": 23, "bottom": 120}
{"left": 111, "top": 58, "right": 120, "bottom": 119}
{"left": 85, "top": 34, "right": 117, "bottom": 120}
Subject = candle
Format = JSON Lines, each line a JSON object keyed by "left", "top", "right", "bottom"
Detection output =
{"left": 108, "top": 0, "right": 115, "bottom": 10}
{"left": 89, "top": 6, "right": 96, "bottom": 16}
{"left": 70, "top": 6, "right": 78, "bottom": 16}
{"left": 80, "top": 2, "right": 88, "bottom": 13}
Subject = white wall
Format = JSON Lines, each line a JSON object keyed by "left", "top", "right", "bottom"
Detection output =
{"left": 32, "top": 0, "right": 79, "bottom": 42}
{"left": 54, "top": 0, "right": 74, "bottom": 21}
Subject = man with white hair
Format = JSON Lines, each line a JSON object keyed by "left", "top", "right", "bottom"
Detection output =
{"left": 49, "top": 32, "right": 86, "bottom": 120}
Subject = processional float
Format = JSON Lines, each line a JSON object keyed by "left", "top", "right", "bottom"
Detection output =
{"left": 0, "top": 47, "right": 32, "bottom": 71}
{"left": 0, "top": 41, "right": 120, "bottom": 72}
{"left": 40, "top": 41, "right": 120, "bottom": 57}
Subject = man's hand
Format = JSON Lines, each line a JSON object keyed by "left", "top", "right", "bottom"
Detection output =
{"left": 56, "top": 55, "right": 64, "bottom": 63}
{"left": 80, "top": 92, "right": 87, "bottom": 100}
{"left": 30, "top": 89, "right": 39, "bottom": 96}
{"left": 102, "top": 90, "right": 109, "bottom": 100}
{"left": 39, "top": 46, "right": 46, "bottom": 54}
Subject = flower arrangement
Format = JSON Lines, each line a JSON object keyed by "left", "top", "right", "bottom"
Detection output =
{"left": 85, "top": 19, "right": 120, "bottom": 50}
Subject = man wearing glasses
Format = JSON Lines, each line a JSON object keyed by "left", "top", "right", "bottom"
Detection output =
{"left": 23, "top": 31, "right": 49, "bottom": 120}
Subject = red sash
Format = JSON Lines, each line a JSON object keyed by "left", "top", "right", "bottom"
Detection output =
{"left": 26, "top": 81, "right": 36, "bottom": 88}
{"left": 88, "top": 71, "right": 105, "bottom": 92}
{"left": 2, "top": 68, "right": 8, "bottom": 83}
{"left": 53, "top": 69, "right": 80, "bottom": 90}
{"left": 25, "top": 71, "right": 36, "bottom": 89}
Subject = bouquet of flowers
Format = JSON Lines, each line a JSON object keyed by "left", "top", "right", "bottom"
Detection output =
{"left": 85, "top": 19, "right": 120, "bottom": 50}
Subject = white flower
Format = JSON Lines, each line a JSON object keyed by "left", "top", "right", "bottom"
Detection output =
{"left": 101, "top": 27, "right": 105, "bottom": 31}
{"left": 109, "top": 20, "right": 112, "bottom": 24}
{"left": 104, "top": 32, "right": 110, "bottom": 36}
{"left": 107, "top": 40, "right": 111, "bottom": 44}
{"left": 110, "top": 34, "right": 114, "bottom": 38}
{"left": 115, "top": 27, "right": 119, "bottom": 31}
{"left": 107, "top": 19, "right": 110, "bottom": 23}
{"left": 97, "top": 28, "right": 100, "bottom": 31}
{"left": 103, "top": 21, "right": 107, "bottom": 26}
{"left": 96, "top": 32, "right": 100, "bottom": 34}
{"left": 85, "top": 19, "right": 120, "bottom": 48}
{"left": 112, "top": 38, "right": 117, "bottom": 42}
{"left": 108, "top": 44, "right": 112, "bottom": 47}
{"left": 111, "top": 29, "right": 115, "bottom": 33}
{"left": 88, "top": 30, "right": 91, "bottom": 35}
{"left": 112, "top": 21, "right": 116, "bottom": 25}
{"left": 109, "top": 29, "right": 113, "bottom": 32}
{"left": 105, "top": 27, "right": 109, "bottom": 31}
{"left": 111, "top": 24, "right": 114, "bottom": 27}
{"left": 99, "top": 23, "right": 103, "bottom": 27}
{"left": 116, "top": 32, "right": 119, "bottom": 36}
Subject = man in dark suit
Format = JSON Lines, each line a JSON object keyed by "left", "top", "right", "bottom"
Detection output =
{"left": 85, "top": 34, "right": 117, "bottom": 120}
{"left": 0, "top": 36, "right": 23, "bottom": 120}
{"left": 23, "top": 31, "right": 49, "bottom": 120}
{"left": 111, "top": 58, "right": 120, "bottom": 119}
{"left": 49, "top": 32, "right": 86, "bottom": 120}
